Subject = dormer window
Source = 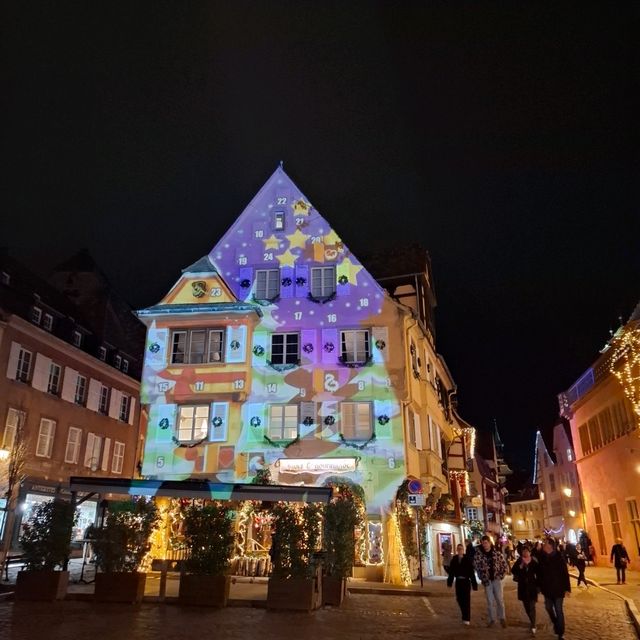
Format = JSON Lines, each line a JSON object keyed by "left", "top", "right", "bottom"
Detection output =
{"left": 1, "top": 272, "right": 9, "bottom": 285}
{"left": 72, "top": 331, "right": 82, "bottom": 347}
{"left": 42, "top": 313, "right": 53, "bottom": 332}
{"left": 31, "top": 307, "right": 42, "bottom": 325}
{"left": 115, "top": 355, "right": 122, "bottom": 369}
{"left": 98, "top": 346, "right": 107, "bottom": 361}
{"left": 273, "top": 211, "right": 285, "bottom": 231}
{"left": 122, "top": 359, "right": 129, "bottom": 374}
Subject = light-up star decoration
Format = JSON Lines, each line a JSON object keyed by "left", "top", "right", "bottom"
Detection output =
{"left": 262, "top": 235, "right": 281, "bottom": 251}
{"left": 292, "top": 199, "right": 312, "bottom": 216}
{"left": 337, "top": 256, "right": 363, "bottom": 284}
{"left": 276, "top": 248, "right": 299, "bottom": 268}
{"left": 286, "top": 228, "right": 308, "bottom": 250}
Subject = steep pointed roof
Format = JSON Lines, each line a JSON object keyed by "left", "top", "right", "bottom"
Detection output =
{"left": 629, "top": 298, "right": 640, "bottom": 323}
{"left": 206, "top": 164, "right": 385, "bottom": 305}
{"left": 182, "top": 255, "right": 218, "bottom": 274}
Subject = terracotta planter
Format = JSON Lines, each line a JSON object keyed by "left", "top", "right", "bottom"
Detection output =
{"left": 323, "top": 576, "right": 347, "bottom": 606}
{"left": 15, "top": 570, "right": 68, "bottom": 601}
{"left": 178, "top": 574, "right": 230, "bottom": 607}
{"left": 267, "top": 569, "right": 322, "bottom": 612}
{"left": 95, "top": 572, "right": 146, "bottom": 603}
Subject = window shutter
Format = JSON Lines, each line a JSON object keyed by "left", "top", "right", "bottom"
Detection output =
{"left": 279, "top": 266, "right": 294, "bottom": 298}
{"left": 372, "top": 327, "right": 389, "bottom": 363}
{"left": 102, "top": 438, "right": 111, "bottom": 471}
{"left": 300, "top": 402, "right": 317, "bottom": 436}
{"left": 87, "top": 379, "right": 101, "bottom": 411}
{"left": 300, "top": 329, "right": 317, "bottom": 365}
{"left": 245, "top": 403, "right": 265, "bottom": 444}
{"left": 148, "top": 403, "right": 177, "bottom": 443}
{"left": 414, "top": 413, "right": 423, "bottom": 450}
{"left": 36, "top": 420, "right": 51, "bottom": 457}
{"left": 128, "top": 397, "right": 136, "bottom": 425}
{"left": 146, "top": 325, "right": 169, "bottom": 368}
{"left": 61, "top": 368, "right": 78, "bottom": 402}
{"left": 319, "top": 400, "right": 339, "bottom": 437}
{"left": 108, "top": 389, "right": 121, "bottom": 419}
{"left": 225, "top": 325, "right": 247, "bottom": 363}
{"left": 252, "top": 332, "right": 269, "bottom": 367}
{"left": 321, "top": 328, "right": 339, "bottom": 364}
{"left": 84, "top": 433, "right": 94, "bottom": 466}
{"left": 6, "top": 342, "right": 21, "bottom": 379}
{"left": 209, "top": 402, "right": 229, "bottom": 442}
{"left": 32, "top": 353, "right": 52, "bottom": 392}
{"left": 294, "top": 264, "right": 309, "bottom": 297}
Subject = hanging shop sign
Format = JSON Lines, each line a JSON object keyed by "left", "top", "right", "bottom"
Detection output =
{"left": 278, "top": 457, "right": 358, "bottom": 474}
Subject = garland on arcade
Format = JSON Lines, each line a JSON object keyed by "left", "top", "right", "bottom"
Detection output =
{"left": 338, "top": 432, "right": 377, "bottom": 450}
{"left": 263, "top": 435, "right": 301, "bottom": 449}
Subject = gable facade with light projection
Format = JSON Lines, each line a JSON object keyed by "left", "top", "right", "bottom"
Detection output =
{"left": 139, "top": 167, "right": 428, "bottom": 532}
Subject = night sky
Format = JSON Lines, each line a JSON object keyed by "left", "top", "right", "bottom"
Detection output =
{"left": 4, "top": 3, "right": 638, "bottom": 473}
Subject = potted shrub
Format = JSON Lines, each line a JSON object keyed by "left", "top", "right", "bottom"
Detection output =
{"left": 266, "top": 502, "right": 323, "bottom": 612}
{"left": 87, "top": 497, "right": 158, "bottom": 603}
{"left": 15, "top": 499, "right": 76, "bottom": 601}
{"left": 323, "top": 479, "right": 364, "bottom": 606}
{"left": 178, "top": 501, "right": 234, "bottom": 607}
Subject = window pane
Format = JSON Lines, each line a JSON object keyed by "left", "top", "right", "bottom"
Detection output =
{"left": 172, "top": 332, "right": 186, "bottom": 363}
{"left": 208, "top": 330, "right": 224, "bottom": 362}
{"left": 189, "top": 331, "right": 206, "bottom": 364}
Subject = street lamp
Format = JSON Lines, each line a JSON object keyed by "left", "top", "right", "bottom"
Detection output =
{"left": 568, "top": 510, "right": 576, "bottom": 517}
{"left": 563, "top": 487, "right": 572, "bottom": 498}
{"left": 0, "top": 449, "right": 9, "bottom": 462}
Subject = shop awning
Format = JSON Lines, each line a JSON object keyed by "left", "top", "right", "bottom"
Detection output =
{"left": 69, "top": 477, "right": 332, "bottom": 504}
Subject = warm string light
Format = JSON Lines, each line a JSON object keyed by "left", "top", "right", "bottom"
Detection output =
{"left": 464, "top": 427, "right": 476, "bottom": 459}
{"left": 389, "top": 511, "right": 412, "bottom": 586}
{"left": 610, "top": 325, "right": 640, "bottom": 423}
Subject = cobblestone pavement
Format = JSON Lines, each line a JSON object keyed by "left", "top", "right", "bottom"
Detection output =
{"left": 0, "top": 577, "right": 637, "bottom": 640}
{"left": 571, "top": 565, "right": 639, "bottom": 609}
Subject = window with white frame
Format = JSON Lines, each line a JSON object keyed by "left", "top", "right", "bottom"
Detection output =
{"left": 112, "top": 441, "right": 125, "bottom": 474}
{"left": 75, "top": 375, "right": 87, "bottom": 405}
{"left": 270, "top": 333, "right": 299, "bottom": 365}
{"left": 268, "top": 404, "right": 298, "bottom": 440}
{"left": 98, "top": 385, "right": 110, "bottom": 414}
{"left": 310, "top": 266, "right": 335, "bottom": 298}
{"left": 47, "top": 362, "right": 62, "bottom": 395}
{"left": 273, "top": 211, "right": 285, "bottom": 230}
{"left": 42, "top": 313, "right": 53, "bottom": 332}
{"left": 2, "top": 408, "right": 25, "bottom": 450}
{"left": 64, "top": 427, "right": 83, "bottom": 464}
{"left": 341, "top": 402, "right": 372, "bottom": 440}
{"left": 566, "top": 448, "right": 573, "bottom": 462}
{"left": 72, "top": 331, "right": 82, "bottom": 347}
{"left": 170, "top": 329, "right": 224, "bottom": 364}
{"left": 255, "top": 269, "right": 280, "bottom": 300}
{"left": 177, "top": 405, "right": 209, "bottom": 442}
{"left": 340, "top": 330, "right": 370, "bottom": 364}
{"left": 36, "top": 418, "right": 56, "bottom": 458}
{"left": 84, "top": 433, "right": 103, "bottom": 469}
{"left": 119, "top": 394, "right": 130, "bottom": 422}
{"left": 16, "top": 348, "right": 32, "bottom": 382}
{"left": 1, "top": 271, "right": 9, "bottom": 285}
{"left": 98, "top": 346, "right": 107, "bottom": 361}
{"left": 31, "top": 307, "right": 42, "bottom": 325}
{"left": 466, "top": 507, "right": 478, "bottom": 521}
{"left": 114, "top": 355, "right": 122, "bottom": 369}
{"left": 122, "top": 359, "right": 129, "bottom": 374}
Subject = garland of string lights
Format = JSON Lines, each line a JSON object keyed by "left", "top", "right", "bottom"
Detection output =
{"left": 610, "top": 325, "right": 640, "bottom": 423}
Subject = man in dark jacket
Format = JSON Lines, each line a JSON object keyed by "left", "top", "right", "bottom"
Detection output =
{"left": 539, "top": 538, "right": 571, "bottom": 640}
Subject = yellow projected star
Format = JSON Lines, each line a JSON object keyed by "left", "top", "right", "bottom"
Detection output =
{"left": 337, "top": 256, "right": 363, "bottom": 283}
{"left": 277, "top": 249, "right": 299, "bottom": 268}
{"left": 262, "top": 235, "right": 281, "bottom": 250}
{"left": 323, "top": 229, "right": 342, "bottom": 246}
{"left": 286, "top": 228, "right": 308, "bottom": 250}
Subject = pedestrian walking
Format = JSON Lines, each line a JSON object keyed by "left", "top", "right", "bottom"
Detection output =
{"left": 442, "top": 539, "right": 453, "bottom": 575}
{"left": 473, "top": 534, "right": 509, "bottom": 628}
{"left": 539, "top": 538, "right": 571, "bottom": 640}
{"left": 610, "top": 538, "right": 631, "bottom": 584}
{"left": 574, "top": 543, "right": 588, "bottom": 588}
{"left": 447, "top": 543, "right": 478, "bottom": 625}
{"left": 511, "top": 547, "right": 541, "bottom": 635}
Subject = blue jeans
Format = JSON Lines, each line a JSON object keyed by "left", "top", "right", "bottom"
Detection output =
{"left": 483, "top": 578, "right": 505, "bottom": 622}
{"left": 544, "top": 596, "right": 565, "bottom": 637}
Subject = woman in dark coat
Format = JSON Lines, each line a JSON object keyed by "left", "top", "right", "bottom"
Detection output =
{"left": 511, "top": 547, "right": 541, "bottom": 635}
{"left": 447, "top": 543, "right": 478, "bottom": 625}
{"left": 574, "top": 543, "right": 588, "bottom": 588}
